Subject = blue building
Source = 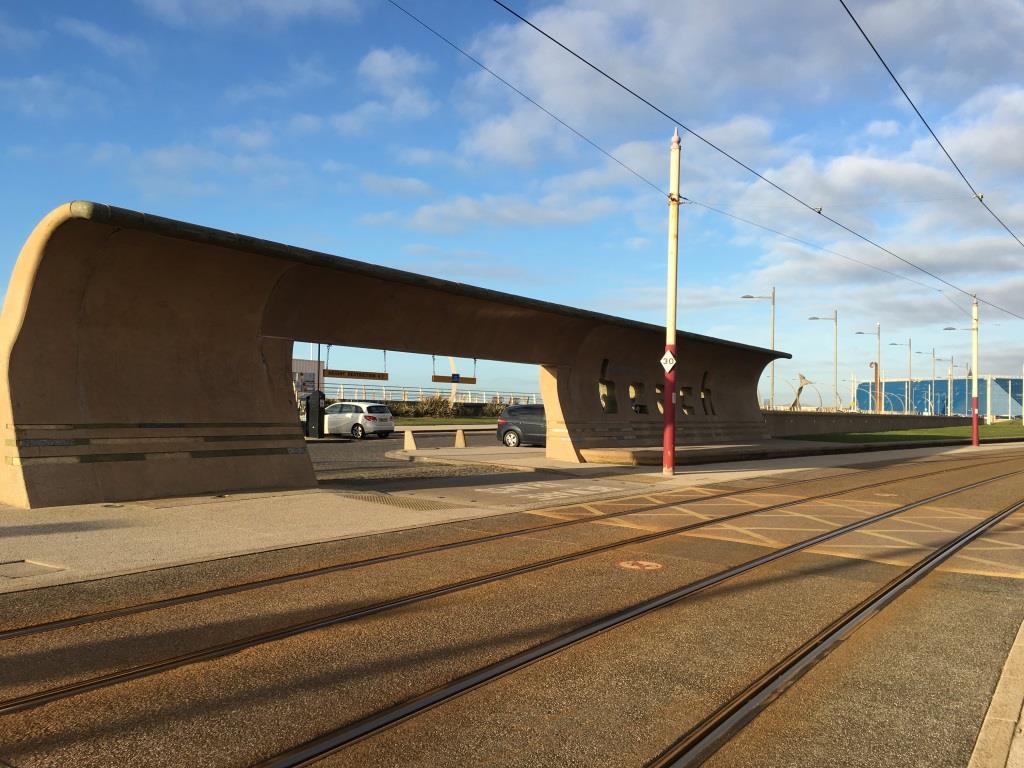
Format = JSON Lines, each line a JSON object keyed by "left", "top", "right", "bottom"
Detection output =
{"left": 855, "top": 376, "right": 1024, "bottom": 417}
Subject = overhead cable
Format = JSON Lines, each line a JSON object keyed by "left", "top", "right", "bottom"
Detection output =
{"left": 384, "top": 0, "right": 941, "bottom": 294}
{"left": 837, "top": 0, "right": 1024, "bottom": 252}
{"left": 488, "top": 0, "right": 1024, "bottom": 320}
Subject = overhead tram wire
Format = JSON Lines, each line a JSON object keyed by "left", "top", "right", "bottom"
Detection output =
{"left": 488, "top": 0, "right": 1024, "bottom": 321}
{"left": 837, "top": 0, "right": 1024, "bottom": 252}
{"left": 384, "top": 0, "right": 945, "bottom": 295}
{"left": 383, "top": 0, "right": 661, "bottom": 199}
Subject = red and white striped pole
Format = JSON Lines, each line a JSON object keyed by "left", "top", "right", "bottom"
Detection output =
{"left": 663, "top": 128, "right": 681, "bottom": 476}
{"left": 971, "top": 295, "right": 979, "bottom": 446}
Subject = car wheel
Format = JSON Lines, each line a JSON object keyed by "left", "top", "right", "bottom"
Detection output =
{"left": 503, "top": 430, "right": 521, "bottom": 447}
{"left": 376, "top": 432, "right": 390, "bottom": 439}
{"left": 351, "top": 424, "right": 365, "bottom": 439}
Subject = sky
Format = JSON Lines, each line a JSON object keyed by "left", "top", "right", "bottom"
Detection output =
{"left": 2, "top": 0, "right": 1023, "bottom": 404}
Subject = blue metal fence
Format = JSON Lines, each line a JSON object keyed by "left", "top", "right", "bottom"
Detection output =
{"left": 855, "top": 377, "right": 1023, "bottom": 417}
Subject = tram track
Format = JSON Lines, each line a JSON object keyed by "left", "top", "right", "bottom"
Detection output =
{"left": 647, "top": 496, "right": 1024, "bottom": 767}
{"left": 2, "top": 450, "right": 1017, "bottom": 644}
{"left": 245, "top": 467, "right": 1024, "bottom": 768}
{"left": 2, "top": 455, "right": 1019, "bottom": 719}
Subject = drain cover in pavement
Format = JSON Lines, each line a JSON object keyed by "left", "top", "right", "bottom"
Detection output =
{"left": 333, "top": 492, "right": 465, "bottom": 511}
{"left": 618, "top": 560, "right": 663, "bottom": 571}
{"left": 0, "top": 560, "right": 65, "bottom": 578}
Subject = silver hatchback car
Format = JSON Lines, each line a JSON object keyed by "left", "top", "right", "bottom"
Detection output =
{"left": 324, "top": 401, "right": 394, "bottom": 439}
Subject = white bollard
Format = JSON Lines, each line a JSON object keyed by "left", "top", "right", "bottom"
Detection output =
{"left": 454, "top": 428, "right": 466, "bottom": 448}
{"left": 404, "top": 430, "right": 417, "bottom": 451}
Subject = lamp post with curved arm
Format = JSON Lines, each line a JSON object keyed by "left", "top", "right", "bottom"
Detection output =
{"left": 856, "top": 324, "right": 881, "bottom": 413}
{"left": 741, "top": 287, "right": 775, "bottom": 409}
{"left": 916, "top": 348, "right": 941, "bottom": 416}
{"left": 944, "top": 295, "right": 980, "bottom": 446}
{"left": 809, "top": 311, "right": 838, "bottom": 410}
{"left": 889, "top": 339, "right": 912, "bottom": 414}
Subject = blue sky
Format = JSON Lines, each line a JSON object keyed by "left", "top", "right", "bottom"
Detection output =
{"left": 2, "top": 0, "right": 1022, "bottom": 403}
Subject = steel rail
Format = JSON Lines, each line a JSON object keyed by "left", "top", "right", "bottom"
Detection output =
{"left": 249, "top": 468, "right": 1024, "bottom": 768}
{"left": 647, "top": 496, "right": 1024, "bottom": 767}
{"left": 2, "top": 457, "right": 1016, "bottom": 716}
{"left": 6, "top": 451, "right": 1005, "bottom": 643}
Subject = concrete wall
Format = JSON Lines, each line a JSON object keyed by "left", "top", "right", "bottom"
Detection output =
{"left": 0, "top": 202, "right": 786, "bottom": 507}
{"left": 765, "top": 411, "right": 972, "bottom": 437}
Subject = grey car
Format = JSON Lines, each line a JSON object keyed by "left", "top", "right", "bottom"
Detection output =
{"left": 496, "top": 404, "right": 546, "bottom": 447}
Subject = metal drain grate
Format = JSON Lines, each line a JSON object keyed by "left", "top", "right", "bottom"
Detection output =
{"left": 333, "top": 492, "right": 466, "bottom": 511}
{"left": 0, "top": 560, "right": 65, "bottom": 578}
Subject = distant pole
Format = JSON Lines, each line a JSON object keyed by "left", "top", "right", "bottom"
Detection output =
{"left": 769, "top": 287, "right": 776, "bottom": 409}
{"left": 662, "top": 128, "right": 681, "bottom": 477}
{"left": 875, "top": 323, "right": 881, "bottom": 412}
{"left": 949, "top": 356, "right": 954, "bottom": 416}
{"left": 971, "top": 296, "right": 979, "bottom": 446}
{"left": 931, "top": 349, "right": 936, "bottom": 415}
{"left": 906, "top": 338, "right": 912, "bottom": 414}
{"left": 832, "top": 310, "right": 838, "bottom": 410}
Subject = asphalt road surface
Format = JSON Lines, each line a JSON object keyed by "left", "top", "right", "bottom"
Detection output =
{"left": 2, "top": 449, "right": 1023, "bottom": 767}
{"left": 307, "top": 431, "right": 502, "bottom": 484}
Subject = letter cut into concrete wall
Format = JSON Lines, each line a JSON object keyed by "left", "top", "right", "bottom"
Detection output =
{"left": 0, "top": 202, "right": 787, "bottom": 507}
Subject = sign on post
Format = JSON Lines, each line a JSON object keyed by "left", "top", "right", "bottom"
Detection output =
{"left": 323, "top": 369, "right": 389, "bottom": 381}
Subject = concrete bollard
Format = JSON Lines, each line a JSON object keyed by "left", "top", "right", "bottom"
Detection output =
{"left": 404, "top": 430, "right": 417, "bottom": 451}
{"left": 454, "top": 428, "right": 467, "bottom": 448}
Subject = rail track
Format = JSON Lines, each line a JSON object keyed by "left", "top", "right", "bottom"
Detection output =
{"left": 2, "top": 456, "right": 1021, "bottom": 767}
{"left": 3, "top": 449, "right": 1017, "bottom": 644}
{"left": 243, "top": 464, "right": 1024, "bottom": 767}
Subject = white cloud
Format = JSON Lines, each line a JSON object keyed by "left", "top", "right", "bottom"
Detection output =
{"left": 211, "top": 123, "right": 274, "bottom": 150}
{"left": 287, "top": 113, "right": 324, "bottom": 134}
{"left": 0, "top": 74, "right": 103, "bottom": 118}
{"left": 396, "top": 146, "right": 463, "bottom": 168}
{"left": 90, "top": 140, "right": 308, "bottom": 197}
{"left": 398, "top": 246, "right": 540, "bottom": 284}
{"left": 226, "top": 57, "right": 333, "bottom": 103}
{"left": 458, "top": 106, "right": 569, "bottom": 167}
{"left": 135, "top": 0, "right": 358, "bottom": 25}
{"left": 363, "top": 191, "right": 623, "bottom": 234}
{"left": 360, "top": 173, "right": 433, "bottom": 196}
{"left": 357, "top": 48, "right": 432, "bottom": 94}
{"left": 330, "top": 102, "right": 388, "bottom": 136}
{"left": 55, "top": 17, "right": 146, "bottom": 59}
{"left": 866, "top": 120, "right": 900, "bottom": 138}
{"left": 321, "top": 158, "right": 348, "bottom": 174}
{"left": 0, "top": 14, "right": 41, "bottom": 51}
{"left": 330, "top": 47, "right": 436, "bottom": 135}
{"left": 625, "top": 237, "right": 650, "bottom": 250}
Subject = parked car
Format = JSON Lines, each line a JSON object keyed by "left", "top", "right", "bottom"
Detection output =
{"left": 324, "top": 401, "right": 394, "bottom": 439}
{"left": 497, "top": 404, "right": 546, "bottom": 447}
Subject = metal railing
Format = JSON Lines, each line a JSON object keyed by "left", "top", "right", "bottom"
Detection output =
{"left": 316, "top": 382, "right": 541, "bottom": 405}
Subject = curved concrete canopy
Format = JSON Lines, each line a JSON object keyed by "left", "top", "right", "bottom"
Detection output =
{"left": 0, "top": 202, "right": 788, "bottom": 507}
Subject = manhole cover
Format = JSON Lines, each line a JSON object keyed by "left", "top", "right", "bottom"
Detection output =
{"left": 0, "top": 560, "right": 65, "bottom": 579}
{"left": 333, "top": 492, "right": 465, "bottom": 511}
{"left": 618, "top": 560, "right": 663, "bottom": 571}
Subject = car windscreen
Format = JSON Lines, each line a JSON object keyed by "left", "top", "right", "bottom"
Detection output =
{"left": 367, "top": 405, "right": 391, "bottom": 414}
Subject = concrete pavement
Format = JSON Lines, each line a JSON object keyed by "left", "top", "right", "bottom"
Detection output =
{"left": 1, "top": 442, "right": 1023, "bottom": 766}
{"left": 3, "top": 441, "right": 1022, "bottom": 593}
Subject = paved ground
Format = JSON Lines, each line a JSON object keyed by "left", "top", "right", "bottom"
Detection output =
{"left": 0, "top": 445, "right": 1022, "bottom": 767}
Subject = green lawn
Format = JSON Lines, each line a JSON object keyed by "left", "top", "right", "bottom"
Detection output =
{"left": 392, "top": 416, "right": 498, "bottom": 426}
{"left": 789, "top": 420, "right": 1024, "bottom": 444}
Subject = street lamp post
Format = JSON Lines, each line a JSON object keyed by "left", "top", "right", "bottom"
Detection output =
{"left": 971, "top": 297, "right": 979, "bottom": 445}
{"left": 889, "top": 339, "right": 912, "bottom": 414}
{"left": 916, "top": 349, "right": 940, "bottom": 416}
{"left": 944, "top": 296, "right": 980, "bottom": 446}
{"left": 741, "top": 288, "right": 775, "bottom": 409}
{"left": 856, "top": 324, "right": 881, "bottom": 413}
{"left": 662, "top": 128, "right": 681, "bottom": 477}
{"left": 809, "top": 311, "right": 839, "bottom": 410}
